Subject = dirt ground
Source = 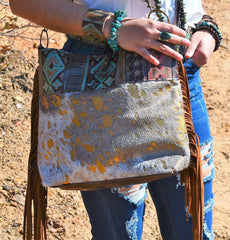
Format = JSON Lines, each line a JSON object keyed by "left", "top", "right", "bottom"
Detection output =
{"left": 0, "top": 0, "right": 229, "bottom": 239}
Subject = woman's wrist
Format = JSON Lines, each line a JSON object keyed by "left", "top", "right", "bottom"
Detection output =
{"left": 82, "top": 9, "right": 112, "bottom": 43}
{"left": 107, "top": 10, "right": 127, "bottom": 52}
{"left": 193, "top": 15, "right": 222, "bottom": 51}
{"left": 102, "top": 14, "right": 115, "bottom": 39}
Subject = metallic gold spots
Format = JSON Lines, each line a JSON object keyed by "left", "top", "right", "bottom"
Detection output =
{"left": 80, "top": 112, "right": 88, "bottom": 118}
{"left": 53, "top": 95, "right": 62, "bottom": 107}
{"left": 151, "top": 142, "right": 156, "bottom": 147}
{"left": 72, "top": 115, "right": 81, "bottom": 127}
{"left": 104, "top": 106, "right": 108, "bottom": 111}
{"left": 47, "top": 139, "right": 54, "bottom": 149}
{"left": 96, "top": 161, "right": 106, "bottom": 174}
{"left": 156, "top": 118, "right": 164, "bottom": 126}
{"left": 42, "top": 141, "right": 45, "bottom": 149}
{"left": 116, "top": 92, "right": 123, "bottom": 98}
{"left": 161, "top": 160, "right": 168, "bottom": 169}
{"left": 177, "top": 115, "right": 186, "bottom": 133}
{"left": 48, "top": 121, "right": 51, "bottom": 129}
{"left": 102, "top": 115, "right": 113, "bottom": 128}
{"left": 60, "top": 138, "right": 66, "bottom": 146}
{"left": 70, "top": 148, "right": 77, "bottom": 161}
{"left": 44, "top": 154, "right": 49, "bottom": 160}
{"left": 140, "top": 89, "right": 146, "bottom": 98}
{"left": 88, "top": 165, "right": 97, "bottom": 173}
{"left": 165, "top": 84, "right": 171, "bottom": 92}
{"left": 92, "top": 96, "right": 103, "bottom": 111}
{"left": 42, "top": 96, "right": 49, "bottom": 110}
{"left": 109, "top": 129, "right": 114, "bottom": 136}
{"left": 47, "top": 150, "right": 51, "bottom": 155}
{"left": 148, "top": 147, "right": 153, "bottom": 151}
{"left": 76, "top": 138, "right": 80, "bottom": 145}
{"left": 57, "top": 161, "right": 60, "bottom": 169}
{"left": 57, "top": 109, "right": 63, "bottom": 115}
{"left": 63, "top": 174, "right": 70, "bottom": 184}
{"left": 72, "top": 99, "right": 78, "bottom": 105}
{"left": 85, "top": 144, "right": 95, "bottom": 153}
{"left": 115, "top": 147, "right": 120, "bottom": 152}
{"left": 153, "top": 92, "right": 158, "bottom": 97}
{"left": 114, "top": 157, "right": 120, "bottom": 163}
{"left": 117, "top": 108, "right": 123, "bottom": 116}
{"left": 127, "top": 84, "right": 139, "bottom": 99}
{"left": 63, "top": 129, "right": 70, "bottom": 139}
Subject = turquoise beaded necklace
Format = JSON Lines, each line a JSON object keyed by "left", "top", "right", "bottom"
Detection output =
{"left": 142, "top": 0, "right": 187, "bottom": 30}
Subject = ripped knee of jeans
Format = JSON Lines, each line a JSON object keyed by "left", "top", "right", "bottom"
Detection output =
{"left": 111, "top": 184, "right": 147, "bottom": 240}
{"left": 201, "top": 137, "right": 215, "bottom": 182}
{"left": 111, "top": 183, "right": 147, "bottom": 206}
{"left": 125, "top": 210, "right": 139, "bottom": 240}
{"left": 201, "top": 137, "right": 215, "bottom": 240}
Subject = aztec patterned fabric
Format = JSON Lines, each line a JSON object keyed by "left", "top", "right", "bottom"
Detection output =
{"left": 37, "top": 47, "right": 191, "bottom": 189}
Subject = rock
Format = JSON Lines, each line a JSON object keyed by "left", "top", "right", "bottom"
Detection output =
{"left": 10, "top": 201, "right": 17, "bottom": 207}
{"left": 14, "top": 194, "right": 25, "bottom": 206}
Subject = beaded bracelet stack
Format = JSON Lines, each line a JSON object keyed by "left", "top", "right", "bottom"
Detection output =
{"left": 107, "top": 10, "right": 127, "bottom": 52}
{"left": 193, "top": 15, "right": 222, "bottom": 51}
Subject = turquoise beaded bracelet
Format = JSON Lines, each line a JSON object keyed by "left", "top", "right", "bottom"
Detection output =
{"left": 193, "top": 20, "right": 222, "bottom": 51}
{"left": 107, "top": 10, "right": 127, "bottom": 52}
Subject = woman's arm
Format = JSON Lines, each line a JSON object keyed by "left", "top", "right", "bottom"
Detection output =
{"left": 185, "top": 7, "right": 216, "bottom": 66}
{"left": 9, "top": 0, "right": 88, "bottom": 36}
{"left": 9, "top": 0, "right": 190, "bottom": 65}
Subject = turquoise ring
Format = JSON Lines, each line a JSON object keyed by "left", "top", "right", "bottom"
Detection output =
{"left": 159, "top": 31, "right": 172, "bottom": 41}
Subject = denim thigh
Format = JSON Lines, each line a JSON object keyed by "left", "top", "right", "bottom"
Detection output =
{"left": 81, "top": 185, "right": 146, "bottom": 240}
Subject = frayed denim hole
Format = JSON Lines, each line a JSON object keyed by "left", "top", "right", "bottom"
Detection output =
{"left": 112, "top": 184, "right": 147, "bottom": 206}
{"left": 204, "top": 167, "right": 215, "bottom": 183}
{"left": 203, "top": 221, "right": 215, "bottom": 240}
{"left": 204, "top": 195, "right": 214, "bottom": 215}
{"left": 125, "top": 210, "right": 138, "bottom": 240}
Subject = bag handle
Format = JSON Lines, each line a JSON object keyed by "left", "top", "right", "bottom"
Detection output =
{"left": 39, "top": 28, "right": 49, "bottom": 49}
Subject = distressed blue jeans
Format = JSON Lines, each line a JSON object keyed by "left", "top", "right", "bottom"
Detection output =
{"left": 63, "top": 38, "right": 215, "bottom": 240}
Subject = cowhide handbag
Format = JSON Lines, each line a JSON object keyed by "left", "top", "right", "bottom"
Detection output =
{"left": 23, "top": 33, "right": 203, "bottom": 240}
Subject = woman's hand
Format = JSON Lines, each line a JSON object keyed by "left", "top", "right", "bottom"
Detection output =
{"left": 104, "top": 17, "right": 190, "bottom": 65}
{"left": 185, "top": 30, "right": 215, "bottom": 67}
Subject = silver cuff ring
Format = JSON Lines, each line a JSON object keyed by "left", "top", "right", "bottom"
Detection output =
{"left": 159, "top": 31, "right": 172, "bottom": 41}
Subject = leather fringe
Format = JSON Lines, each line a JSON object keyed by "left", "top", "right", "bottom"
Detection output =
{"left": 23, "top": 69, "right": 47, "bottom": 240}
{"left": 178, "top": 61, "right": 204, "bottom": 240}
